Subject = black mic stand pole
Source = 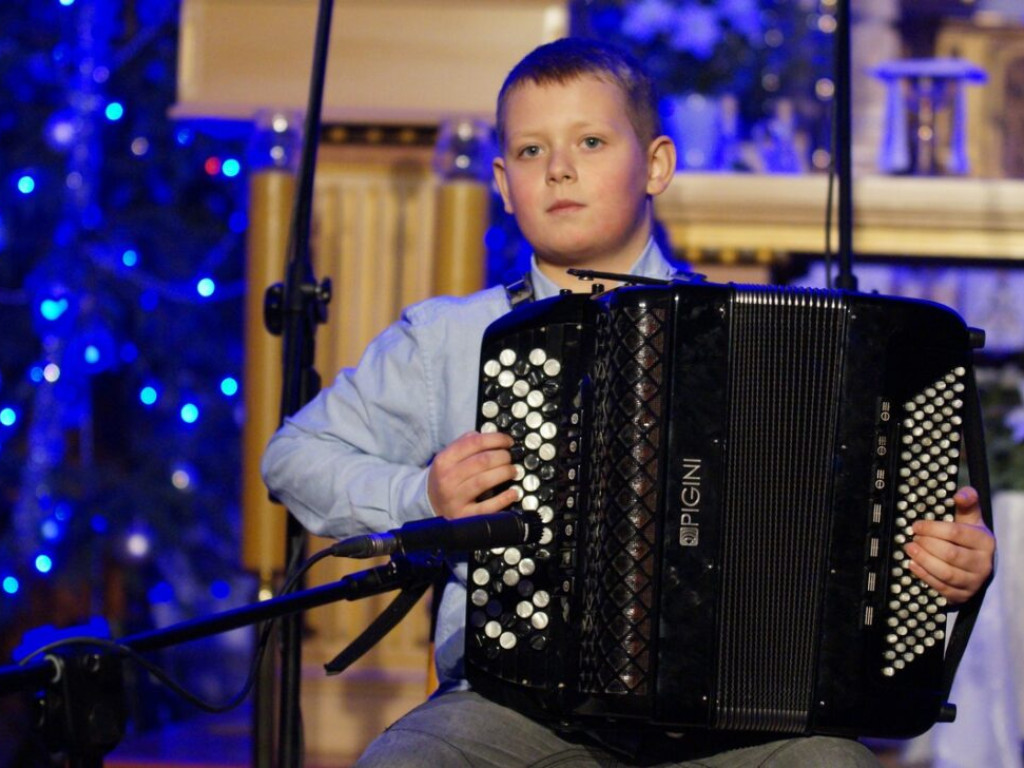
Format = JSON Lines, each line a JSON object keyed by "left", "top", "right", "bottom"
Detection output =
{"left": 261, "top": 0, "right": 336, "bottom": 764}
{"left": 834, "top": 0, "right": 858, "bottom": 292}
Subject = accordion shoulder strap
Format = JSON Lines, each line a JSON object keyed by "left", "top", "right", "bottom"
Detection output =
{"left": 504, "top": 272, "right": 535, "bottom": 308}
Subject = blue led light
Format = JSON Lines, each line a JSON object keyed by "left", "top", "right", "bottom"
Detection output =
{"left": 220, "top": 377, "right": 239, "bottom": 396}
{"left": 122, "top": 249, "right": 138, "bottom": 267}
{"left": 139, "top": 386, "right": 158, "bottom": 406}
{"left": 228, "top": 211, "right": 247, "bottom": 234}
{"left": 40, "top": 298, "right": 69, "bottom": 321}
{"left": 84, "top": 345, "right": 100, "bottom": 364}
{"left": 0, "top": 408, "right": 16, "bottom": 427}
{"left": 17, "top": 175, "right": 36, "bottom": 194}
{"left": 196, "top": 278, "right": 215, "bottom": 297}
{"left": 40, "top": 519, "right": 60, "bottom": 540}
{"left": 148, "top": 581, "right": 174, "bottom": 604}
{"left": 105, "top": 102, "right": 124, "bottom": 121}
{"left": 221, "top": 158, "right": 241, "bottom": 177}
{"left": 35, "top": 555, "right": 53, "bottom": 574}
{"left": 210, "top": 580, "right": 231, "bottom": 599}
{"left": 2, "top": 576, "right": 18, "bottom": 595}
{"left": 180, "top": 403, "right": 199, "bottom": 423}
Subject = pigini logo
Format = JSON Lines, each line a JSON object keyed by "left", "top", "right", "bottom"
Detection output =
{"left": 679, "top": 457, "right": 702, "bottom": 547}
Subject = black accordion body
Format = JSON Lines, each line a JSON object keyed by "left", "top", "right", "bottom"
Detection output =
{"left": 465, "top": 279, "right": 983, "bottom": 739}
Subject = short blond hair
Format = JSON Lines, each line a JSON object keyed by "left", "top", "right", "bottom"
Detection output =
{"left": 496, "top": 37, "right": 662, "bottom": 152}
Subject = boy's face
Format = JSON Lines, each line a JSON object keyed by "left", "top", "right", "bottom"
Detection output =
{"left": 493, "top": 74, "right": 674, "bottom": 283}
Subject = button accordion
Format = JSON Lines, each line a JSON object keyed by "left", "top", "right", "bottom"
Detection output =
{"left": 465, "top": 279, "right": 986, "bottom": 739}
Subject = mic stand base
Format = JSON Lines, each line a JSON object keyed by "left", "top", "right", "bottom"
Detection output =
{"left": 0, "top": 553, "right": 446, "bottom": 766}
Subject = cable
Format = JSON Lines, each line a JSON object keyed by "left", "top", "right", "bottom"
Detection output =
{"left": 15, "top": 541, "right": 338, "bottom": 715}
{"left": 824, "top": 97, "right": 837, "bottom": 291}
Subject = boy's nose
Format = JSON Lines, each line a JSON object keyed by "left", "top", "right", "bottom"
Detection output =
{"left": 546, "top": 151, "right": 576, "bottom": 183}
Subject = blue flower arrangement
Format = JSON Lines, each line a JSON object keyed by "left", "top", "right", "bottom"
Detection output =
{"left": 586, "top": 0, "right": 765, "bottom": 97}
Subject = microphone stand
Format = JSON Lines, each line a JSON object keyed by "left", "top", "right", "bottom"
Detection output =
{"left": 833, "top": 0, "right": 858, "bottom": 292}
{"left": 261, "top": 0, "right": 335, "bottom": 764}
{"left": 0, "top": 554, "right": 445, "bottom": 767}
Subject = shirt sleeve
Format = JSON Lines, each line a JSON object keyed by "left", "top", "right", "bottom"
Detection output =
{"left": 260, "top": 288, "right": 507, "bottom": 540}
{"left": 260, "top": 308, "right": 444, "bottom": 540}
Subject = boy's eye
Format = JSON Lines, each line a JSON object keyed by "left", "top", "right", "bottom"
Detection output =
{"left": 582, "top": 136, "right": 603, "bottom": 149}
{"left": 518, "top": 145, "right": 541, "bottom": 158}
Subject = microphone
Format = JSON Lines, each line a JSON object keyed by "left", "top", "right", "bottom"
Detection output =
{"left": 329, "top": 511, "right": 543, "bottom": 559}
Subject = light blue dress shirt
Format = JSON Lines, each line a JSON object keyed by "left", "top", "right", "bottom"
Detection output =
{"left": 261, "top": 238, "right": 680, "bottom": 689}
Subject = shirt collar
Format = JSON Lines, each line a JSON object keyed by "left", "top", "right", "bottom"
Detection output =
{"left": 528, "top": 237, "right": 676, "bottom": 302}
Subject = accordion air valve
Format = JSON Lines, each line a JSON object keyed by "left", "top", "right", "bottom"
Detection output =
{"left": 465, "top": 279, "right": 986, "bottom": 739}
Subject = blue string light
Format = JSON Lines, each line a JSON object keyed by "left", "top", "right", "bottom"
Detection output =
{"left": 40, "top": 298, "right": 70, "bottom": 321}
{"left": 139, "top": 385, "right": 158, "bottom": 406}
{"left": 148, "top": 580, "right": 174, "bottom": 604}
{"left": 220, "top": 377, "right": 239, "bottom": 397}
{"left": 210, "top": 579, "right": 231, "bottom": 600}
{"left": 196, "top": 277, "right": 216, "bottom": 297}
{"left": 40, "top": 519, "right": 60, "bottom": 540}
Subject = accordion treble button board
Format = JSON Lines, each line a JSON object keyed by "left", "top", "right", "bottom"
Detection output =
{"left": 468, "top": 313, "right": 590, "bottom": 690}
{"left": 871, "top": 366, "right": 965, "bottom": 678}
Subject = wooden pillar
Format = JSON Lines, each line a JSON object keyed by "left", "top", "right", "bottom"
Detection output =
{"left": 434, "top": 180, "right": 489, "bottom": 296}
{"left": 241, "top": 168, "right": 294, "bottom": 584}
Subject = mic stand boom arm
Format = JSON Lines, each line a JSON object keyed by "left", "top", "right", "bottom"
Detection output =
{"left": 0, "top": 554, "right": 445, "bottom": 765}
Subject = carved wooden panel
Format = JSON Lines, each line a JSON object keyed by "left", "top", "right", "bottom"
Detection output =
{"left": 299, "top": 144, "right": 439, "bottom": 765}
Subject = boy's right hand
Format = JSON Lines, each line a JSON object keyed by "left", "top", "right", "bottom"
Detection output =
{"left": 427, "top": 431, "right": 521, "bottom": 520}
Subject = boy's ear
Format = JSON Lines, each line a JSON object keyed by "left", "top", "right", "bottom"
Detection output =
{"left": 492, "top": 157, "right": 515, "bottom": 214}
{"left": 645, "top": 136, "right": 676, "bottom": 196}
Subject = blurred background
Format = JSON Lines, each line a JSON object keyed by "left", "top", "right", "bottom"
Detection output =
{"left": 1, "top": 0, "right": 1022, "bottom": 765}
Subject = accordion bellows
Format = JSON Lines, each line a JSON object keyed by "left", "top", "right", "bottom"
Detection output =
{"left": 465, "top": 279, "right": 981, "bottom": 739}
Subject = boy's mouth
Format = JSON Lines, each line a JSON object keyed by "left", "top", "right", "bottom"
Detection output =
{"left": 547, "top": 200, "right": 584, "bottom": 213}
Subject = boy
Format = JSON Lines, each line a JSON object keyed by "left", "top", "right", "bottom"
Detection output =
{"left": 261, "top": 38, "right": 995, "bottom": 767}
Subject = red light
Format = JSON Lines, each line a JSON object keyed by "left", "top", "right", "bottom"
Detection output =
{"left": 204, "top": 157, "right": 222, "bottom": 176}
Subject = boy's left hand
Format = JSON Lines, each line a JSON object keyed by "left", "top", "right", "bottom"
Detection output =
{"left": 904, "top": 486, "right": 995, "bottom": 605}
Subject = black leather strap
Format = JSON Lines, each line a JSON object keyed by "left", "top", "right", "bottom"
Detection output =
{"left": 503, "top": 272, "right": 535, "bottom": 308}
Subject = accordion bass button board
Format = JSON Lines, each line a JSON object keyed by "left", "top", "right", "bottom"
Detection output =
{"left": 464, "top": 280, "right": 982, "bottom": 739}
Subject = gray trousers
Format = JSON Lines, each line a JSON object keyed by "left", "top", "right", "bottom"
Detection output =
{"left": 354, "top": 690, "right": 881, "bottom": 768}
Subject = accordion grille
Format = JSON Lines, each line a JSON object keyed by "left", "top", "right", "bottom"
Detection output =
{"left": 716, "top": 288, "right": 847, "bottom": 731}
{"left": 579, "top": 302, "right": 668, "bottom": 696}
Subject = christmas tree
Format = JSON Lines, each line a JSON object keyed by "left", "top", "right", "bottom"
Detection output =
{"left": 0, "top": 0, "right": 254, "bottom": 737}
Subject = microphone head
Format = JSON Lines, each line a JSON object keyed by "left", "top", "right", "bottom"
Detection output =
{"left": 517, "top": 511, "right": 545, "bottom": 545}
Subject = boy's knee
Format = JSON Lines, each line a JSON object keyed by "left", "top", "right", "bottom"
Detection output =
{"left": 761, "top": 736, "right": 880, "bottom": 767}
{"left": 355, "top": 727, "right": 472, "bottom": 768}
